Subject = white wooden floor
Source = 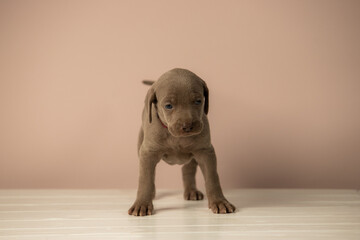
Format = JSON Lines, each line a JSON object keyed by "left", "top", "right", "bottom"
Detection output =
{"left": 0, "top": 189, "right": 359, "bottom": 240}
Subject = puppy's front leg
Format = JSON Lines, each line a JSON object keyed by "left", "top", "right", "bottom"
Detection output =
{"left": 128, "top": 151, "right": 159, "bottom": 216}
{"left": 195, "top": 147, "right": 236, "bottom": 214}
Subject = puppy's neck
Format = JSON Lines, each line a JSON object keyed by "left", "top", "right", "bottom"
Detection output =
{"left": 157, "top": 114, "right": 168, "bottom": 129}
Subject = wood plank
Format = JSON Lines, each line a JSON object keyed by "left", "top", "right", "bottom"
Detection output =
{"left": 0, "top": 189, "right": 359, "bottom": 240}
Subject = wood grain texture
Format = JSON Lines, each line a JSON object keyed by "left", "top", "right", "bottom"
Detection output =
{"left": 0, "top": 189, "right": 359, "bottom": 239}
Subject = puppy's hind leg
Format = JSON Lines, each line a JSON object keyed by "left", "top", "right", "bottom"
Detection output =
{"left": 182, "top": 159, "right": 204, "bottom": 200}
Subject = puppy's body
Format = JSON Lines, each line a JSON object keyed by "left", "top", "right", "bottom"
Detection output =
{"left": 129, "top": 68, "right": 235, "bottom": 216}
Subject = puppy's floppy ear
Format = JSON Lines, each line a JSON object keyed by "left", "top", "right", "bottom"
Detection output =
{"left": 145, "top": 87, "right": 157, "bottom": 123}
{"left": 201, "top": 80, "right": 209, "bottom": 114}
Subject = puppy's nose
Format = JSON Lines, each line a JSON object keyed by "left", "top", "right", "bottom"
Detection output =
{"left": 182, "top": 122, "right": 193, "bottom": 133}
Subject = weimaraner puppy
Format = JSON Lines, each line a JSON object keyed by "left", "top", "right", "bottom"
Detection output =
{"left": 128, "top": 68, "right": 236, "bottom": 216}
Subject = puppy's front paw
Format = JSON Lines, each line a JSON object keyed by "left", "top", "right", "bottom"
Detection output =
{"left": 209, "top": 199, "right": 236, "bottom": 214}
{"left": 128, "top": 201, "right": 154, "bottom": 216}
{"left": 184, "top": 189, "right": 204, "bottom": 200}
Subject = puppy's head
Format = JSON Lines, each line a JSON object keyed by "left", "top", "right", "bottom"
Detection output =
{"left": 145, "top": 68, "right": 209, "bottom": 137}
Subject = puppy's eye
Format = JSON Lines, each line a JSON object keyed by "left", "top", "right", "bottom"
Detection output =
{"left": 165, "top": 104, "right": 173, "bottom": 110}
{"left": 195, "top": 100, "right": 202, "bottom": 105}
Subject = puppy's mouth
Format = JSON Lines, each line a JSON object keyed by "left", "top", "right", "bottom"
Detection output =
{"left": 168, "top": 121, "right": 203, "bottom": 137}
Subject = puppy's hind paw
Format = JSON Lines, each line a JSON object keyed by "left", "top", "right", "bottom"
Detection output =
{"left": 184, "top": 190, "right": 204, "bottom": 201}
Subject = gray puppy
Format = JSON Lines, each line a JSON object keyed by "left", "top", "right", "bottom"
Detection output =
{"left": 128, "top": 68, "right": 235, "bottom": 216}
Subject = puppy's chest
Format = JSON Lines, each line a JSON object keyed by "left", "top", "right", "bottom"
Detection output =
{"left": 160, "top": 135, "right": 198, "bottom": 165}
{"left": 162, "top": 151, "right": 193, "bottom": 165}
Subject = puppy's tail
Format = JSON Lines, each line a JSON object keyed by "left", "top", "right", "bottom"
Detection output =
{"left": 142, "top": 80, "right": 155, "bottom": 86}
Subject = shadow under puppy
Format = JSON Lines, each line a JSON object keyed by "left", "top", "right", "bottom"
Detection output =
{"left": 128, "top": 68, "right": 236, "bottom": 216}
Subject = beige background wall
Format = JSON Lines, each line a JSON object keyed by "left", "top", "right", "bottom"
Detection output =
{"left": 1, "top": 0, "right": 359, "bottom": 189}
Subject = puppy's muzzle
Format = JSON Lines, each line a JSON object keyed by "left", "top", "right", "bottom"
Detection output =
{"left": 169, "top": 120, "right": 203, "bottom": 137}
{"left": 182, "top": 122, "right": 194, "bottom": 133}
